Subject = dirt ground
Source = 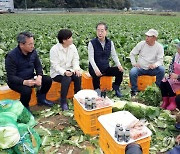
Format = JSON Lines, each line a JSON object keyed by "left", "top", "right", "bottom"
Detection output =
{"left": 29, "top": 98, "right": 180, "bottom": 154}
{"left": 30, "top": 103, "right": 97, "bottom": 154}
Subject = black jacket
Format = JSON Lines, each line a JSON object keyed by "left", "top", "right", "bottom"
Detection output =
{"left": 5, "top": 46, "right": 43, "bottom": 85}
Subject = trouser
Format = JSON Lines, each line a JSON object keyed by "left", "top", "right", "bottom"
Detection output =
{"left": 129, "top": 66, "right": 165, "bottom": 92}
{"left": 8, "top": 75, "right": 52, "bottom": 107}
{"left": 52, "top": 74, "right": 81, "bottom": 99}
{"left": 160, "top": 81, "right": 176, "bottom": 97}
{"left": 89, "top": 67, "right": 123, "bottom": 90}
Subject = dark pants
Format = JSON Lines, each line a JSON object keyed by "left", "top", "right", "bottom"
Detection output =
{"left": 8, "top": 75, "right": 52, "bottom": 107}
{"left": 53, "top": 74, "right": 81, "bottom": 99}
{"left": 89, "top": 67, "right": 123, "bottom": 89}
{"left": 160, "top": 81, "right": 176, "bottom": 97}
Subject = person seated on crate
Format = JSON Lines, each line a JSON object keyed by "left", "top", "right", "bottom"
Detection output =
{"left": 5, "top": 31, "right": 54, "bottom": 111}
{"left": 129, "top": 29, "right": 165, "bottom": 96}
{"left": 50, "top": 29, "right": 81, "bottom": 111}
{"left": 88, "top": 22, "right": 124, "bottom": 97}
{"left": 160, "top": 43, "right": 180, "bottom": 110}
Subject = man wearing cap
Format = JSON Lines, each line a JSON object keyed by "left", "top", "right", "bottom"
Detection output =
{"left": 129, "top": 29, "right": 165, "bottom": 96}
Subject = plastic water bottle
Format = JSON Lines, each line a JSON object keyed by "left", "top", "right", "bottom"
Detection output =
{"left": 91, "top": 97, "right": 96, "bottom": 109}
{"left": 114, "top": 123, "right": 120, "bottom": 138}
{"left": 84, "top": 97, "right": 89, "bottom": 109}
{"left": 117, "top": 127, "right": 124, "bottom": 142}
{"left": 124, "top": 128, "right": 130, "bottom": 142}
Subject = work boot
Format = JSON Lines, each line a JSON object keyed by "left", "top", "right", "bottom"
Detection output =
{"left": 60, "top": 98, "right": 69, "bottom": 111}
{"left": 160, "top": 97, "right": 169, "bottom": 109}
{"left": 112, "top": 83, "right": 123, "bottom": 97}
{"left": 37, "top": 93, "right": 54, "bottom": 107}
{"left": 166, "top": 96, "right": 176, "bottom": 111}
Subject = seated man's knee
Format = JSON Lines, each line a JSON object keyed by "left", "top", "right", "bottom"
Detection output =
{"left": 21, "top": 87, "right": 32, "bottom": 96}
{"left": 43, "top": 75, "right": 52, "bottom": 84}
{"left": 130, "top": 67, "right": 139, "bottom": 76}
{"left": 157, "top": 66, "right": 165, "bottom": 74}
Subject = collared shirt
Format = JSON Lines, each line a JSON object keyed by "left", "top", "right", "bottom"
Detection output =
{"left": 130, "top": 40, "right": 164, "bottom": 70}
{"left": 88, "top": 40, "right": 121, "bottom": 72}
{"left": 50, "top": 43, "right": 80, "bottom": 78}
{"left": 5, "top": 46, "right": 43, "bottom": 85}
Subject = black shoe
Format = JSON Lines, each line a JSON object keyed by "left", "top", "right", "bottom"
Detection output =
{"left": 131, "top": 91, "right": 138, "bottom": 97}
{"left": 112, "top": 83, "right": 123, "bottom": 97}
{"left": 38, "top": 99, "right": 54, "bottom": 107}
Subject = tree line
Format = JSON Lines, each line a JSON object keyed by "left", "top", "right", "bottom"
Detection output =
{"left": 14, "top": 0, "right": 131, "bottom": 10}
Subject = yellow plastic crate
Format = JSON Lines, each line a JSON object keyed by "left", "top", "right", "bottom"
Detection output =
{"left": 81, "top": 72, "right": 112, "bottom": 91}
{"left": 99, "top": 123, "right": 151, "bottom": 154}
{"left": 0, "top": 85, "right": 37, "bottom": 107}
{"left": 98, "top": 111, "right": 151, "bottom": 154}
{"left": 73, "top": 97, "right": 112, "bottom": 136}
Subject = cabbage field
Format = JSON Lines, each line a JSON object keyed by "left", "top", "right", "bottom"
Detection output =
{"left": 0, "top": 13, "right": 180, "bottom": 154}
{"left": 0, "top": 13, "right": 180, "bottom": 85}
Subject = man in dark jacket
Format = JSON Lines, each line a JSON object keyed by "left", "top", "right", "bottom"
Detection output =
{"left": 88, "top": 22, "right": 124, "bottom": 97}
{"left": 5, "top": 31, "right": 53, "bottom": 110}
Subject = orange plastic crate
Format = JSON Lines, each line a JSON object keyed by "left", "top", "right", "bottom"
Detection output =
{"left": 129, "top": 75, "right": 156, "bottom": 91}
{"left": 29, "top": 88, "right": 37, "bottom": 106}
{"left": 47, "top": 81, "right": 74, "bottom": 100}
{"left": 0, "top": 86, "right": 37, "bottom": 106}
{"left": 46, "top": 82, "right": 60, "bottom": 101}
{"left": 176, "top": 90, "right": 180, "bottom": 95}
{"left": 137, "top": 75, "right": 156, "bottom": 91}
{"left": 73, "top": 97, "right": 112, "bottom": 136}
{"left": 81, "top": 72, "right": 112, "bottom": 91}
{"left": 99, "top": 123, "right": 151, "bottom": 154}
{"left": 60, "top": 82, "right": 74, "bottom": 98}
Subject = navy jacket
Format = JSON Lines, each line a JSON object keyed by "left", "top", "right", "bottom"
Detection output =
{"left": 89, "top": 37, "right": 111, "bottom": 73}
{"left": 5, "top": 46, "right": 43, "bottom": 85}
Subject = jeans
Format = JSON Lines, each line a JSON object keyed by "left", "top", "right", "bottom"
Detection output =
{"left": 129, "top": 66, "right": 165, "bottom": 92}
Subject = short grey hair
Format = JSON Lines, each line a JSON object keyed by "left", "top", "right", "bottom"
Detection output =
{"left": 17, "top": 31, "right": 33, "bottom": 44}
{"left": 96, "top": 22, "right": 108, "bottom": 30}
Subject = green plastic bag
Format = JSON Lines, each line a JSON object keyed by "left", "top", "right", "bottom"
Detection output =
{"left": 0, "top": 99, "right": 36, "bottom": 127}
{"left": 13, "top": 123, "right": 41, "bottom": 154}
{"left": 0, "top": 112, "right": 20, "bottom": 149}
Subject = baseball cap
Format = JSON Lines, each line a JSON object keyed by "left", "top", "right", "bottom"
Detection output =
{"left": 145, "top": 29, "right": 158, "bottom": 37}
